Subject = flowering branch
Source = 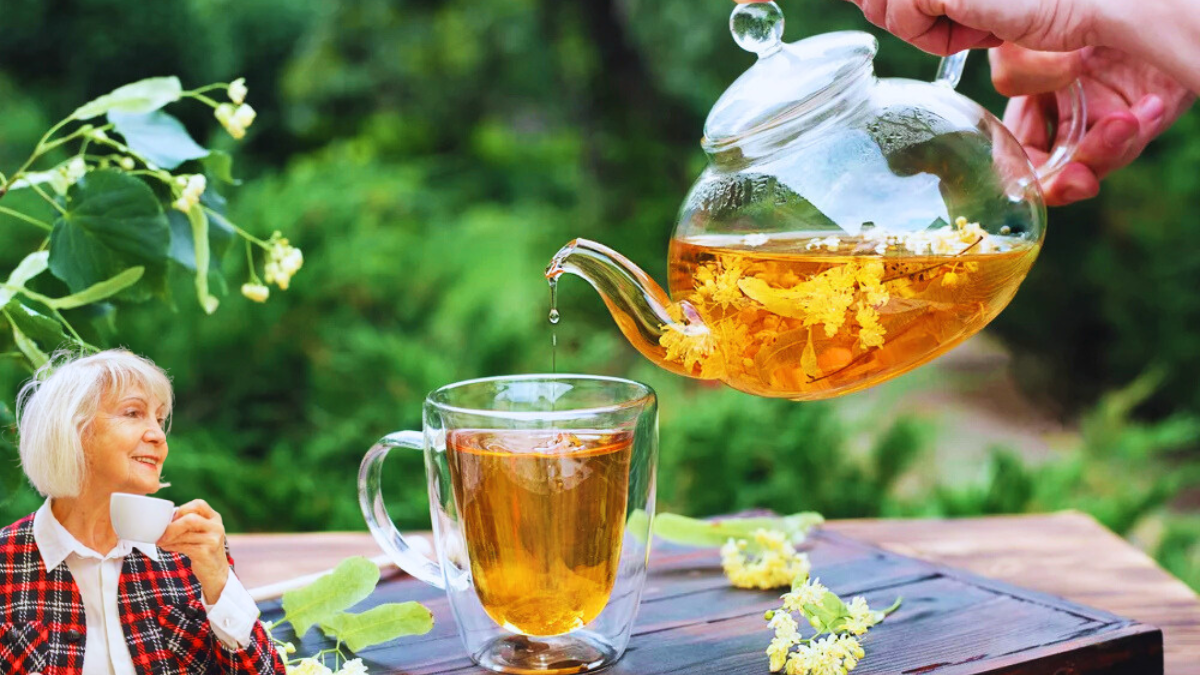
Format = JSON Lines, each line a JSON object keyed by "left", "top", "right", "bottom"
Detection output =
{"left": 0, "top": 75, "right": 303, "bottom": 370}
{"left": 656, "top": 513, "right": 901, "bottom": 675}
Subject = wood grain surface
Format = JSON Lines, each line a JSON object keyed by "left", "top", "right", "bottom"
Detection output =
{"left": 232, "top": 512, "right": 1198, "bottom": 674}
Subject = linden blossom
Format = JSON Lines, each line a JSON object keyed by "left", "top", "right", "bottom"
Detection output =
{"left": 720, "top": 529, "right": 812, "bottom": 590}
{"left": 659, "top": 254, "right": 893, "bottom": 381}
{"left": 717, "top": 526, "right": 899, "bottom": 675}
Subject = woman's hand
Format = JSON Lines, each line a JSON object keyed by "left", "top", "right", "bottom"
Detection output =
{"left": 158, "top": 499, "right": 230, "bottom": 604}
{"left": 992, "top": 44, "right": 1193, "bottom": 205}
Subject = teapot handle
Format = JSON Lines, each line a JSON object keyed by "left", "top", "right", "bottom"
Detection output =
{"left": 936, "top": 50, "right": 1087, "bottom": 184}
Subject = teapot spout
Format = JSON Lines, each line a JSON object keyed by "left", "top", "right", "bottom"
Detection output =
{"left": 546, "top": 239, "right": 718, "bottom": 381}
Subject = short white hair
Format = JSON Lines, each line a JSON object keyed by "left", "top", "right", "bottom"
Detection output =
{"left": 16, "top": 349, "right": 173, "bottom": 498}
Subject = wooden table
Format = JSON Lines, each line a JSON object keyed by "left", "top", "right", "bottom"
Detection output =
{"left": 229, "top": 511, "right": 1200, "bottom": 675}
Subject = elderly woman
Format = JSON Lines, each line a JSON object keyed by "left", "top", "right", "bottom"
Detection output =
{"left": 0, "top": 350, "right": 284, "bottom": 675}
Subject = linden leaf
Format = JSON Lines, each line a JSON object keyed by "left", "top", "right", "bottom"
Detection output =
{"left": 72, "top": 77, "right": 183, "bottom": 120}
{"left": 626, "top": 508, "right": 651, "bottom": 544}
{"left": 6, "top": 315, "right": 48, "bottom": 369}
{"left": 47, "top": 267, "right": 145, "bottom": 310}
{"left": 201, "top": 150, "right": 240, "bottom": 185}
{"left": 0, "top": 252, "right": 50, "bottom": 307}
{"left": 282, "top": 556, "right": 380, "bottom": 638}
{"left": 653, "top": 512, "right": 823, "bottom": 548}
{"left": 4, "top": 301, "right": 68, "bottom": 350}
{"left": 820, "top": 591, "right": 850, "bottom": 622}
{"left": 739, "top": 277, "right": 808, "bottom": 320}
{"left": 48, "top": 170, "right": 170, "bottom": 294}
{"left": 319, "top": 602, "right": 434, "bottom": 652}
{"left": 109, "top": 110, "right": 208, "bottom": 170}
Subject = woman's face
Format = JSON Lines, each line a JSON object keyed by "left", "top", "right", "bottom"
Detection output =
{"left": 83, "top": 384, "right": 170, "bottom": 497}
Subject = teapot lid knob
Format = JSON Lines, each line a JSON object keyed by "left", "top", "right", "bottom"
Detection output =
{"left": 731, "top": 1, "right": 784, "bottom": 58}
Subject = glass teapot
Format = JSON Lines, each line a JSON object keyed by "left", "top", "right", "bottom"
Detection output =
{"left": 546, "top": 1, "right": 1084, "bottom": 401}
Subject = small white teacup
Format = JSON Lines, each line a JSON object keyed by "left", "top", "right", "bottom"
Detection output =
{"left": 110, "top": 493, "right": 175, "bottom": 544}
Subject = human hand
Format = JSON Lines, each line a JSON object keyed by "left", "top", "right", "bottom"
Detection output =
{"left": 158, "top": 499, "right": 231, "bottom": 604}
{"left": 991, "top": 44, "right": 1194, "bottom": 205}
{"left": 835, "top": 0, "right": 1109, "bottom": 56}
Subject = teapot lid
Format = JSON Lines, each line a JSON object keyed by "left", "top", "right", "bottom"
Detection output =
{"left": 703, "top": 2, "right": 877, "bottom": 152}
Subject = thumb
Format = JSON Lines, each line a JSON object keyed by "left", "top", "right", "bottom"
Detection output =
{"left": 989, "top": 44, "right": 1081, "bottom": 97}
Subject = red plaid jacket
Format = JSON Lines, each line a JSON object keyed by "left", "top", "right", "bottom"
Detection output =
{"left": 0, "top": 514, "right": 285, "bottom": 675}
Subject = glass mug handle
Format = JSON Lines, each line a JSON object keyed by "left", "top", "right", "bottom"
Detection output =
{"left": 935, "top": 50, "right": 1088, "bottom": 183}
{"left": 358, "top": 431, "right": 444, "bottom": 589}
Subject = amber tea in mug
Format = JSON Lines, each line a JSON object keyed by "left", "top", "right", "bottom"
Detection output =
{"left": 447, "top": 429, "right": 633, "bottom": 636}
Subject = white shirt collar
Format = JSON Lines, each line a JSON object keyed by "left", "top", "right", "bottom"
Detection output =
{"left": 33, "top": 499, "right": 161, "bottom": 572}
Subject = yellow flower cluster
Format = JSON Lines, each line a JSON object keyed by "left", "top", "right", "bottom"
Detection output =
{"left": 264, "top": 232, "right": 304, "bottom": 290}
{"left": 781, "top": 635, "right": 865, "bottom": 675}
{"left": 720, "top": 529, "right": 811, "bottom": 590}
{"left": 228, "top": 78, "right": 248, "bottom": 106}
{"left": 215, "top": 102, "right": 257, "bottom": 140}
{"left": 171, "top": 174, "right": 207, "bottom": 213}
{"left": 733, "top": 254, "right": 888, "bottom": 347}
{"left": 660, "top": 301, "right": 726, "bottom": 379}
{"left": 660, "top": 324, "right": 723, "bottom": 379}
{"left": 694, "top": 258, "right": 749, "bottom": 308}
{"left": 862, "top": 216, "right": 1000, "bottom": 256}
{"left": 241, "top": 283, "right": 270, "bottom": 303}
{"left": 763, "top": 574, "right": 889, "bottom": 675}
{"left": 666, "top": 254, "right": 892, "bottom": 376}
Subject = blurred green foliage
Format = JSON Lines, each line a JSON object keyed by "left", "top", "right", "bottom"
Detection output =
{"left": 0, "top": 0, "right": 1197, "bottom": 589}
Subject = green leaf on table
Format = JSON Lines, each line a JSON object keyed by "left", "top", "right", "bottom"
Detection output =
{"left": 184, "top": 205, "right": 219, "bottom": 314}
{"left": 652, "top": 512, "right": 824, "bottom": 548}
{"left": 47, "top": 267, "right": 144, "bottom": 310}
{"left": 72, "top": 77, "right": 183, "bottom": 120}
{"left": 49, "top": 170, "right": 169, "bottom": 293}
{"left": 201, "top": 151, "right": 240, "bottom": 185}
{"left": 108, "top": 110, "right": 209, "bottom": 170}
{"left": 4, "top": 301, "right": 68, "bottom": 349}
{"left": 282, "top": 556, "right": 380, "bottom": 638}
{"left": 319, "top": 602, "right": 434, "bottom": 652}
{"left": 0, "top": 252, "right": 50, "bottom": 307}
{"left": 813, "top": 591, "right": 849, "bottom": 633}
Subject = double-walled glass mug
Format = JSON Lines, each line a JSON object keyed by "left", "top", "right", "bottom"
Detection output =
{"left": 358, "top": 375, "right": 658, "bottom": 674}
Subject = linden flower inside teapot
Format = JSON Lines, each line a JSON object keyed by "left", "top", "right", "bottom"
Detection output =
{"left": 547, "top": 1, "right": 1085, "bottom": 401}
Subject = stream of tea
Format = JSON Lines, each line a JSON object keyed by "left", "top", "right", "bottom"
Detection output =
{"left": 549, "top": 277, "right": 560, "bottom": 374}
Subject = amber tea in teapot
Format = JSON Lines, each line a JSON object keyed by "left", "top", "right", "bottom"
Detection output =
{"left": 663, "top": 222, "right": 1037, "bottom": 398}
